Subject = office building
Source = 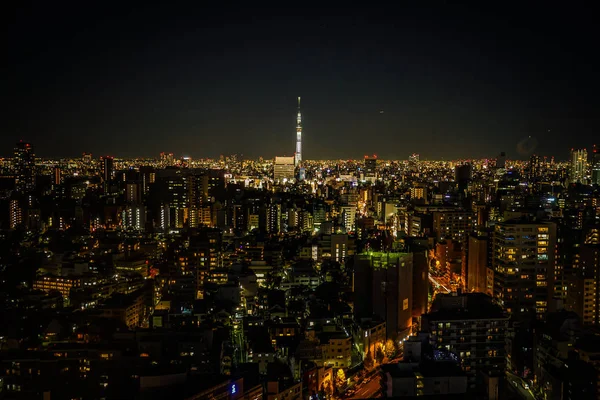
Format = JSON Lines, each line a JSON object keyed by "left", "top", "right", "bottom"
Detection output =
{"left": 491, "top": 219, "right": 557, "bottom": 318}
{"left": 570, "top": 148, "right": 588, "bottom": 183}
{"left": 13, "top": 141, "right": 36, "bottom": 193}
{"left": 273, "top": 156, "right": 295, "bottom": 182}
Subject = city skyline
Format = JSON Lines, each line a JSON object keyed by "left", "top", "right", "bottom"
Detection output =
{"left": 5, "top": 4, "right": 599, "bottom": 160}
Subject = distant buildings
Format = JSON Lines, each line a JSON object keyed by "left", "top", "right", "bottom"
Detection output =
{"left": 13, "top": 140, "right": 36, "bottom": 193}
{"left": 592, "top": 145, "right": 600, "bottom": 185}
{"left": 102, "top": 155, "right": 114, "bottom": 194}
{"left": 273, "top": 156, "right": 295, "bottom": 182}
{"left": 570, "top": 148, "right": 588, "bottom": 183}
{"left": 363, "top": 156, "right": 377, "bottom": 181}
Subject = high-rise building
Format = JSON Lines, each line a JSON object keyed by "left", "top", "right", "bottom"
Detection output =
{"left": 491, "top": 219, "right": 557, "bottom": 319}
{"left": 122, "top": 205, "right": 146, "bottom": 231}
{"left": 364, "top": 156, "right": 377, "bottom": 179}
{"left": 273, "top": 156, "right": 295, "bottom": 182}
{"left": 496, "top": 152, "right": 506, "bottom": 169}
{"left": 159, "top": 203, "right": 170, "bottom": 231}
{"left": 566, "top": 245, "right": 600, "bottom": 325}
{"left": 528, "top": 154, "right": 541, "bottom": 182}
{"left": 455, "top": 163, "right": 472, "bottom": 195}
{"left": 570, "top": 148, "right": 588, "bottom": 183}
{"left": 353, "top": 252, "right": 413, "bottom": 339}
{"left": 432, "top": 210, "right": 474, "bottom": 245}
{"left": 331, "top": 233, "right": 348, "bottom": 263}
{"left": 295, "top": 96, "right": 302, "bottom": 165}
{"left": 340, "top": 205, "right": 356, "bottom": 232}
{"left": 267, "top": 203, "right": 281, "bottom": 233}
{"left": 139, "top": 166, "right": 156, "bottom": 195}
{"left": 9, "top": 197, "right": 23, "bottom": 229}
{"left": 102, "top": 156, "right": 114, "bottom": 194}
{"left": 422, "top": 292, "right": 508, "bottom": 392}
{"left": 592, "top": 145, "right": 600, "bottom": 185}
{"left": 125, "top": 182, "right": 142, "bottom": 204}
{"left": 467, "top": 233, "right": 490, "bottom": 293}
{"left": 410, "top": 185, "right": 427, "bottom": 204}
{"left": 13, "top": 141, "right": 36, "bottom": 193}
{"left": 53, "top": 166, "right": 62, "bottom": 186}
{"left": 190, "top": 229, "right": 223, "bottom": 299}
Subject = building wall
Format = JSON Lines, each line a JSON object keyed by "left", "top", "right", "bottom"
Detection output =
{"left": 467, "top": 234, "right": 488, "bottom": 293}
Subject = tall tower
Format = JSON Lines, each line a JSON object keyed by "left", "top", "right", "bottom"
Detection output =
{"left": 295, "top": 96, "right": 302, "bottom": 166}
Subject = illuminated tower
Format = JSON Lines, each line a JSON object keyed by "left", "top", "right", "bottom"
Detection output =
{"left": 295, "top": 96, "right": 302, "bottom": 166}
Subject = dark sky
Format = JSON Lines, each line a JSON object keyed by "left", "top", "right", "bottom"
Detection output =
{"left": 4, "top": 4, "right": 599, "bottom": 160}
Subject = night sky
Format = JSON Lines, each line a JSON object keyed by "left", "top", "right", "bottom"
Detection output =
{"left": 4, "top": 4, "right": 599, "bottom": 160}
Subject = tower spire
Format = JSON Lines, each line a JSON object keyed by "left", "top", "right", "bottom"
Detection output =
{"left": 295, "top": 97, "right": 302, "bottom": 166}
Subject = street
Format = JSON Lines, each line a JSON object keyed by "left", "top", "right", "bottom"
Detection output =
{"left": 349, "top": 375, "right": 381, "bottom": 399}
{"left": 506, "top": 371, "right": 535, "bottom": 400}
{"left": 429, "top": 273, "right": 452, "bottom": 294}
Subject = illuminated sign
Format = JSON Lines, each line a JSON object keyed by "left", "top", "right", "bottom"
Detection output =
{"left": 231, "top": 384, "right": 237, "bottom": 395}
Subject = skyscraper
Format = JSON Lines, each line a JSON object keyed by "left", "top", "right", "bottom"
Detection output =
{"left": 295, "top": 96, "right": 302, "bottom": 166}
{"left": 13, "top": 141, "right": 36, "bottom": 193}
{"left": 353, "top": 252, "right": 413, "bottom": 339}
{"left": 592, "top": 145, "right": 600, "bottom": 185}
{"left": 570, "top": 148, "right": 588, "bottom": 183}
{"left": 528, "top": 154, "right": 541, "bottom": 182}
{"left": 102, "top": 156, "right": 114, "bottom": 194}
{"left": 364, "top": 156, "right": 377, "bottom": 180}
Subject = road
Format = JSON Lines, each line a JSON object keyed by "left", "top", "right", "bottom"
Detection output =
{"left": 429, "top": 273, "right": 451, "bottom": 293}
{"left": 506, "top": 371, "right": 535, "bottom": 400}
{"left": 349, "top": 376, "right": 381, "bottom": 399}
